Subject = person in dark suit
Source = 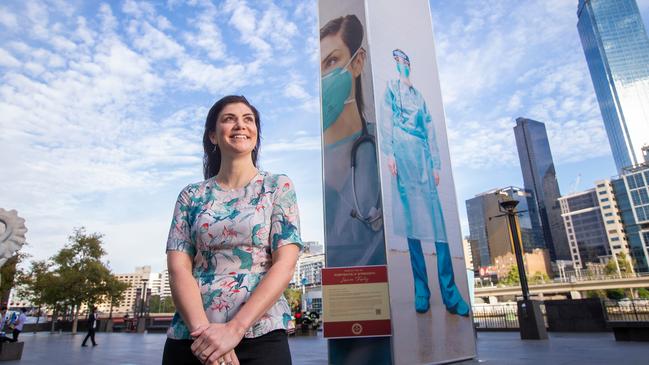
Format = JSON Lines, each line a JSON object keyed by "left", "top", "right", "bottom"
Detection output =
{"left": 82, "top": 307, "right": 98, "bottom": 347}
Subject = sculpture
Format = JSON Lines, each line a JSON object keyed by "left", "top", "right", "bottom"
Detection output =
{"left": 0, "top": 209, "right": 27, "bottom": 268}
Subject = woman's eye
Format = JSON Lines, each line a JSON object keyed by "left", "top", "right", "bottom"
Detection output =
{"left": 244, "top": 117, "right": 254, "bottom": 123}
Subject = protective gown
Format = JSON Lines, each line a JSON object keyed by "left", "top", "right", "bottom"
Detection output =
{"left": 324, "top": 124, "right": 386, "bottom": 267}
{"left": 381, "top": 79, "right": 447, "bottom": 243}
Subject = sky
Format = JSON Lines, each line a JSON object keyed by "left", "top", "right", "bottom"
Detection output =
{"left": 1, "top": 0, "right": 648, "bottom": 274}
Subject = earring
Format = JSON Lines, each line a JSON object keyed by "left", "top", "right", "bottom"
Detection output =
{"left": 212, "top": 144, "right": 218, "bottom": 153}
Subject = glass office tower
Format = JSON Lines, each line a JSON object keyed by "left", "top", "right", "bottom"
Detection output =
{"left": 514, "top": 118, "right": 570, "bottom": 261}
{"left": 577, "top": 0, "right": 649, "bottom": 172}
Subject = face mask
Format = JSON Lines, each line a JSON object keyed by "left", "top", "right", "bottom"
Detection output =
{"left": 397, "top": 63, "right": 410, "bottom": 78}
{"left": 321, "top": 48, "right": 360, "bottom": 131}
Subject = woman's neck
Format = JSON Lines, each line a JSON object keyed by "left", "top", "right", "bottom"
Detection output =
{"left": 215, "top": 156, "right": 258, "bottom": 189}
{"left": 399, "top": 75, "right": 412, "bottom": 87}
{"left": 323, "top": 102, "right": 362, "bottom": 145}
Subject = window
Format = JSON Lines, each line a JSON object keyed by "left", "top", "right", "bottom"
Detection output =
{"left": 606, "top": 220, "right": 615, "bottom": 224}
{"left": 605, "top": 212, "right": 613, "bottom": 217}
{"left": 601, "top": 198, "right": 610, "bottom": 202}
{"left": 603, "top": 205, "right": 611, "bottom": 209}
{"left": 599, "top": 191, "right": 607, "bottom": 195}
{"left": 611, "top": 237, "right": 620, "bottom": 242}
{"left": 597, "top": 183, "right": 606, "bottom": 188}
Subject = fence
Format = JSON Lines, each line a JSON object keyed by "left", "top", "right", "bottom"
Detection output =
{"left": 603, "top": 299, "right": 649, "bottom": 322}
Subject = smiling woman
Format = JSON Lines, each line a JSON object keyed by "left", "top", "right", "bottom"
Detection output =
{"left": 162, "top": 95, "right": 302, "bottom": 365}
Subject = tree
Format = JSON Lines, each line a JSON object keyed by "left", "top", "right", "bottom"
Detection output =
{"left": 499, "top": 265, "right": 520, "bottom": 286}
{"left": 105, "top": 276, "right": 129, "bottom": 319}
{"left": 529, "top": 271, "right": 550, "bottom": 285}
{"left": 21, "top": 228, "right": 119, "bottom": 334}
{"left": 0, "top": 252, "right": 29, "bottom": 305}
{"left": 148, "top": 295, "right": 176, "bottom": 313}
{"left": 605, "top": 252, "right": 634, "bottom": 276}
{"left": 637, "top": 288, "right": 649, "bottom": 299}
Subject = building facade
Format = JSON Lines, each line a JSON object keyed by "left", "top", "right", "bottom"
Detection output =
{"left": 558, "top": 181, "right": 630, "bottom": 269}
{"left": 612, "top": 154, "right": 649, "bottom": 272}
{"left": 577, "top": 0, "right": 649, "bottom": 172}
{"left": 514, "top": 117, "right": 570, "bottom": 261}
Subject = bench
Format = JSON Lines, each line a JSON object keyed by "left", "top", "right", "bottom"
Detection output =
{"left": 608, "top": 321, "right": 649, "bottom": 341}
{"left": 0, "top": 342, "right": 23, "bottom": 361}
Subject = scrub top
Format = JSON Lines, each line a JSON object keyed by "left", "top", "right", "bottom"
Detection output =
{"left": 382, "top": 79, "right": 448, "bottom": 243}
{"left": 165, "top": 171, "right": 302, "bottom": 339}
{"left": 324, "top": 123, "right": 386, "bottom": 267}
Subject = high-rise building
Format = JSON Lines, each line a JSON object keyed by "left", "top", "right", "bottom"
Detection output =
{"left": 466, "top": 186, "right": 546, "bottom": 270}
{"left": 612, "top": 148, "right": 649, "bottom": 272}
{"left": 514, "top": 117, "right": 570, "bottom": 261}
{"left": 558, "top": 180, "right": 630, "bottom": 269}
{"left": 577, "top": 0, "right": 649, "bottom": 172}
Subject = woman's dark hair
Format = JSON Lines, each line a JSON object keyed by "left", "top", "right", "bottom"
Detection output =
{"left": 320, "top": 14, "right": 364, "bottom": 116}
{"left": 202, "top": 95, "right": 261, "bottom": 179}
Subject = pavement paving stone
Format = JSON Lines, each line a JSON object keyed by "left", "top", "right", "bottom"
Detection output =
{"left": 4, "top": 331, "right": 648, "bottom": 364}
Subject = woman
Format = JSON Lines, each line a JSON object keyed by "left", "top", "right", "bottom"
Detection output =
{"left": 163, "top": 95, "right": 302, "bottom": 365}
{"left": 381, "top": 49, "right": 469, "bottom": 316}
{"left": 320, "top": 15, "right": 385, "bottom": 267}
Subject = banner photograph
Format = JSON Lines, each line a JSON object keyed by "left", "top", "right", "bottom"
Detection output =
{"left": 367, "top": 0, "right": 476, "bottom": 363}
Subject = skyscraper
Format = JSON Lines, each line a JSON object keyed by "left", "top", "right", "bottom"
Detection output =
{"left": 577, "top": 0, "right": 649, "bottom": 172}
{"left": 514, "top": 117, "right": 570, "bottom": 261}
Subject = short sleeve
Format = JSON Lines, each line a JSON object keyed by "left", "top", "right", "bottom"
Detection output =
{"left": 166, "top": 187, "right": 196, "bottom": 257}
{"left": 270, "top": 175, "right": 303, "bottom": 252}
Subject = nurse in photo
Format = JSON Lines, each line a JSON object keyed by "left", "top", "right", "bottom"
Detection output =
{"left": 320, "top": 14, "right": 385, "bottom": 267}
{"left": 381, "top": 49, "right": 469, "bottom": 316}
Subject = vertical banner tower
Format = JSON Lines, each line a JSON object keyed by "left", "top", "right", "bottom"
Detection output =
{"left": 319, "top": 0, "right": 476, "bottom": 363}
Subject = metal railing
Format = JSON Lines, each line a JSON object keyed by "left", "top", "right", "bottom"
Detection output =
{"left": 603, "top": 299, "right": 649, "bottom": 322}
{"left": 472, "top": 304, "right": 547, "bottom": 330}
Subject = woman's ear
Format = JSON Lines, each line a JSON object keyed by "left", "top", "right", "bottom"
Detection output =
{"left": 350, "top": 48, "right": 366, "bottom": 78}
{"left": 209, "top": 129, "right": 218, "bottom": 146}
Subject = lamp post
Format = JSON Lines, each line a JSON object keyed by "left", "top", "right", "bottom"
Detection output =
{"left": 499, "top": 199, "right": 530, "bottom": 301}
{"left": 497, "top": 197, "right": 547, "bottom": 340}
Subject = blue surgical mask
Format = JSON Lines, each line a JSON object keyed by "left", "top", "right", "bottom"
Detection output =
{"left": 321, "top": 48, "right": 360, "bottom": 131}
{"left": 397, "top": 63, "right": 410, "bottom": 78}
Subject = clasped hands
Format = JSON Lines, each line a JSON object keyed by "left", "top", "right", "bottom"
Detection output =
{"left": 190, "top": 321, "right": 245, "bottom": 365}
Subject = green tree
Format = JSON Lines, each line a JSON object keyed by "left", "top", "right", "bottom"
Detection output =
{"left": 605, "top": 288, "right": 626, "bottom": 300}
{"left": 529, "top": 271, "right": 550, "bottom": 285}
{"left": 499, "top": 265, "right": 520, "bottom": 286}
{"left": 148, "top": 295, "right": 176, "bottom": 313}
{"left": 605, "top": 252, "right": 634, "bottom": 276}
{"left": 1, "top": 252, "right": 29, "bottom": 305}
{"left": 637, "top": 288, "right": 649, "bottom": 299}
{"left": 21, "top": 228, "right": 118, "bottom": 334}
{"left": 105, "top": 276, "right": 129, "bottom": 318}
{"left": 586, "top": 289, "right": 607, "bottom": 299}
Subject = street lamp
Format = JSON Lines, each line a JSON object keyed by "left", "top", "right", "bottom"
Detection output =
{"left": 496, "top": 195, "right": 547, "bottom": 340}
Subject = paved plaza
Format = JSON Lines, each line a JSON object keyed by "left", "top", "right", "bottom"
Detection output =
{"left": 3, "top": 331, "right": 648, "bottom": 364}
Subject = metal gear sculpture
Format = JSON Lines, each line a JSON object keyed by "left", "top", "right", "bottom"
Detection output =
{"left": 0, "top": 209, "right": 27, "bottom": 268}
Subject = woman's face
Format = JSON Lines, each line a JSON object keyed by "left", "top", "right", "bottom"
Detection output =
{"left": 209, "top": 102, "right": 258, "bottom": 159}
{"left": 320, "top": 33, "right": 364, "bottom": 78}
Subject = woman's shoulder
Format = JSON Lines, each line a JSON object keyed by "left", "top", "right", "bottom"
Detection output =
{"left": 259, "top": 171, "right": 294, "bottom": 190}
{"left": 177, "top": 178, "right": 215, "bottom": 199}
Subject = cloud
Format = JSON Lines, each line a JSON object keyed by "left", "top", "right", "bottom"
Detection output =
{"left": 0, "top": 7, "right": 18, "bottom": 29}
{"left": 0, "top": 48, "right": 20, "bottom": 67}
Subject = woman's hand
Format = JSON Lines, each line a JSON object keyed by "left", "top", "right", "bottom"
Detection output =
{"left": 190, "top": 321, "right": 245, "bottom": 364}
{"left": 388, "top": 157, "right": 398, "bottom": 177}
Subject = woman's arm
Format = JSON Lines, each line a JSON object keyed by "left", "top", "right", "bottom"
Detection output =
{"left": 190, "top": 244, "right": 299, "bottom": 364}
{"left": 168, "top": 252, "right": 210, "bottom": 332}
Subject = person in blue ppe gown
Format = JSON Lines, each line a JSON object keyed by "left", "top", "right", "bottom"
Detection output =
{"left": 320, "top": 15, "right": 386, "bottom": 268}
{"left": 381, "top": 49, "right": 469, "bottom": 316}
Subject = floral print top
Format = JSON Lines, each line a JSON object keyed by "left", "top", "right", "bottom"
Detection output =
{"left": 165, "top": 171, "right": 302, "bottom": 339}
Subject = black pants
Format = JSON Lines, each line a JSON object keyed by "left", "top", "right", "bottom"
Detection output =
{"left": 162, "top": 329, "right": 291, "bottom": 365}
{"left": 0, "top": 329, "right": 20, "bottom": 343}
{"left": 82, "top": 328, "right": 96, "bottom": 346}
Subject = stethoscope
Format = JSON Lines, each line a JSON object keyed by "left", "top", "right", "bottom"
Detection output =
{"left": 350, "top": 115, "right": 383, "bottom": 231}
